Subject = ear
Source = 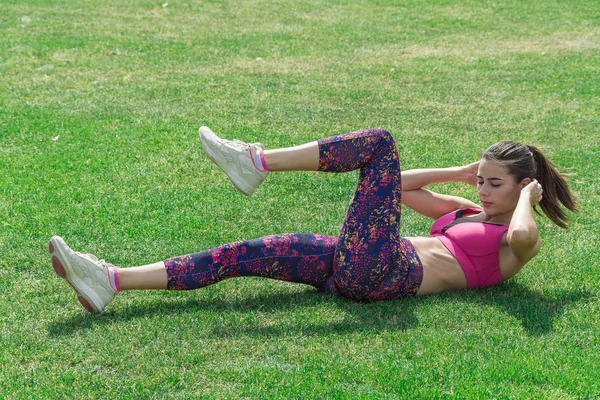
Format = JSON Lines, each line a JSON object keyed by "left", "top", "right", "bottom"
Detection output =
{"left": 520, "top": 177, "right": 532, "bottom": 188}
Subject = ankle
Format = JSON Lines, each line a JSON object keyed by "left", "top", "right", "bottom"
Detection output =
{"left": 250, "top": 147, "right": 269, "bottom": 172}
{"left": 107, "top": 266, "right": 121, "bottom": 293}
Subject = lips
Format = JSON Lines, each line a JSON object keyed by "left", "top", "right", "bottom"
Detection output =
{"left": 481, "top": 201, "right": 492, "bottom": 207}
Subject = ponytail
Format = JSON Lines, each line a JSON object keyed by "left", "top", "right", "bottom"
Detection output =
{"left": 529, "top": 145, "right": 578, "bottom": 229}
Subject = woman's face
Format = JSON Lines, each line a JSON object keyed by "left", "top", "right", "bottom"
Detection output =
{"left": 476, "top": 159, "right": 530, "bottom": 216}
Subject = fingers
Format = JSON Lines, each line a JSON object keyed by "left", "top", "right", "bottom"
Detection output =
{"left": 527, "top": 180, "right": 543, "bottom": 205}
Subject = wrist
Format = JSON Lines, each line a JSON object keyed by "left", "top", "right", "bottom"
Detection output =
{"left": 519, "top": 190, "right": 535, "bottom": 206}
{"left": 453, "top": 166, "right": 471, "bottom": 183}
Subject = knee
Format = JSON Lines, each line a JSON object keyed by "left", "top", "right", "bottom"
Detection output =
{"left": 370, "top": 129, "right": 395, "bottom": 148}
{"left": 373, "top": 128, "right": 392, "bottom": 138}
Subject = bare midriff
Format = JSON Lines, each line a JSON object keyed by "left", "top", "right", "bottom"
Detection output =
{"left": 405, "top": 236, "right": 469, "bottom": 295}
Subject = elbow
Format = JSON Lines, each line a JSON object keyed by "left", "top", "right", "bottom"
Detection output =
{"left": 508, "top": 228, "right": 537, "bottom": 246}
{"left": 507, "top": 228, "right": 540, "bottom": 258}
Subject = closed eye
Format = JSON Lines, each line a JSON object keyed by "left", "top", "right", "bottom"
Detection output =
{"left": 478, "top": 181, "right": 502, "bottom": 188}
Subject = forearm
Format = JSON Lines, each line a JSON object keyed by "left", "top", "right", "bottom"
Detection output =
{"left": 507, "top": 192, "right": 539, "bottom": 251}
{"left": 401, "top": 167, "right": 464, "bottom": 191}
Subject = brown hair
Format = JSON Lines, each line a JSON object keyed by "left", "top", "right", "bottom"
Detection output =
{"left": 482, "top": 141, "right": 577, "bottom": 229}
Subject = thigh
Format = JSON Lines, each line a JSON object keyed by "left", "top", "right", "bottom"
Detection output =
{"left": 318, "top": 129, "right": 404, "bottom": 300}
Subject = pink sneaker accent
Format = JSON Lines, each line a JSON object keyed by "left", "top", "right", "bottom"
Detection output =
{"left": 78, "top": 296, "right": 94, "bottom": 313}
{"left": 52, "top": 256, "right": 66, "bottom": 278}
{"left": 107, "top": 266, "right": 121, "bottom": 292}
{"left": 249, "top": 148, "right": 269, "bottom": 173}
{"left": 259, "top": 149, "right": 270, "bottom": 172}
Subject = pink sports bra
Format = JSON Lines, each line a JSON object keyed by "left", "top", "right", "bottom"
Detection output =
{"left": 429, "top": 208, "right": 509, "bottom": 289}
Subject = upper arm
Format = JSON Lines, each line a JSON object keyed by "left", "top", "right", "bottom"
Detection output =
{"left": 402, "top": 188, "right": 480, "bottom": 220}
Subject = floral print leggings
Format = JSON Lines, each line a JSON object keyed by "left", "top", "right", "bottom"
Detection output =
{"left": 164, "top": 129, "right": 423, "bottom": 301}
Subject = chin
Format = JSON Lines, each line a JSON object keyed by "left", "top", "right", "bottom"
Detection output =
{"left": 484, "top": 205, "right": 512, "bottom": 218}
{"left": 481, "top": 204, "right": 498, "bottom": 215}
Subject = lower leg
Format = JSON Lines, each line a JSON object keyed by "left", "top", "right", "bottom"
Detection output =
{"left": 260, "top": 128, "right": 397, "bottom": 173}
{"left": 260, "top": 129, "right": 398, "bottom": 173}
{"left": 118, "top": 262, "right": 168, "bottom": 290}
{"left": 262, "top": 141, "right": 319, "bottom": 171}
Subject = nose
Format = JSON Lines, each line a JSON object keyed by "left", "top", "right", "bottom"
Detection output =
{"left": 478, "top": 186, "right": 489, "bottom": 197}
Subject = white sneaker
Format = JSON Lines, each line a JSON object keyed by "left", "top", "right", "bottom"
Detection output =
{"left": 199, "top": 126, "right": 269, "bottom": 196}
{"left": 49, "top": 236, "right": 117, "bottom": 313}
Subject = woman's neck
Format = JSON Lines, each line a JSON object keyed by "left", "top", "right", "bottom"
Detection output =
{"left": 482, "top": 210, "right": 514, "bottom": 225}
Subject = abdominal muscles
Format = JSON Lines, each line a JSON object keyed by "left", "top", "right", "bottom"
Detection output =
{"left": 406, "top": 236, "right": 468, "bottom": 295}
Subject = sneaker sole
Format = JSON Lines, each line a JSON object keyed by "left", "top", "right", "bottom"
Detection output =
{"left": 199, "top": 128, "right": 255, "bottom": 196}
{"left": 49, "top": 236, "right": 101, "bottom": 313}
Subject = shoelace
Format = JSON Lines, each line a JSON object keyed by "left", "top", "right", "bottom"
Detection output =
{"left": 99, "top": 260, "right": 116, "bottom": 269}
{"left": 221, "top": 138, "right": 263, "bottom": 151}
{"left": 75, "top": 251, "right": 114, "bottom": 269}
{"left": 218, "top": 139, "right": 250, "bottom": 151}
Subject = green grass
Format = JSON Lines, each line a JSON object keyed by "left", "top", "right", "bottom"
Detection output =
{"left": 1, "top": 0, "right": 599, "bottom": 398}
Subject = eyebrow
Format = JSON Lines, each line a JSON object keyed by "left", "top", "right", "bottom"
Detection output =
{"left": 476, "top": 176, "right": 504, "bottom": 181}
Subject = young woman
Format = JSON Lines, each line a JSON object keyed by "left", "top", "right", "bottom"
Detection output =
{"left": 49, "top": 127, "right": 577, "bottom": 313}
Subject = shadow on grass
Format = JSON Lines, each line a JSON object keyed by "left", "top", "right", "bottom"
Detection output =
{"left": 46, "top": 288, "right": 419, "bottom": 338}
{"left": 466, "top": 281, "right": 592, "bottom": 336}
{"left": 47, "top": 281, "right": 590, "bottom": 338}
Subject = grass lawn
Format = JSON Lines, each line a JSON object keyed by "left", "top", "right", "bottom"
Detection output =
{"left": 1, "top": 0, "right": 599, "bottom": 398}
